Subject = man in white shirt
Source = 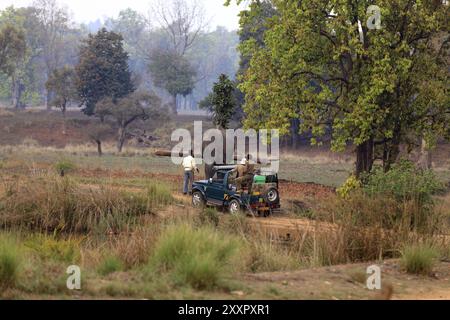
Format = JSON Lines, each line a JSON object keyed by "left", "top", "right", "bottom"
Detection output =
{"left": 182, "top": 150, "right": 199, "bottom": 195}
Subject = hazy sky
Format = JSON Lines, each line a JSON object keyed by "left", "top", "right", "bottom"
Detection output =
{"left": 0, "top": 0, "right": 245, "bottom": 31}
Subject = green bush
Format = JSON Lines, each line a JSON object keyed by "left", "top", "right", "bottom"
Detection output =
{"left": 364, "top": 161, "right": 444, "bottom": 205}
{"left": 98, "top": 255, "right": 124, "bottom": 276}
{"left": 0, "top": 235, "right": 21, "bottom": 290}
{"left": 55, "top": 160, "right": 76, "bottom": 175}
{"left": 400, "top": 243, "right": 438, "bottom": 275}
{"left": 337, "top": 175, "right": 361, "bottom": 199}
{"left": 25, "top": 235, "right": 81, "bottom": 263}
{"left": 149, "top": 223, "right": 240, "bottom": 289}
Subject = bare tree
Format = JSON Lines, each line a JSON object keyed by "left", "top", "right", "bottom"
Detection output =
{"left": 33, "top": 0, "right": 70, "bottom": 109}
{"left": 152, "top": 0, "right": 208, "bottom": 56}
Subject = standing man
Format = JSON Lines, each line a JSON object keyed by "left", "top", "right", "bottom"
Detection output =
{"left": 182, "top": 150, "right": 199, "bottom": 195}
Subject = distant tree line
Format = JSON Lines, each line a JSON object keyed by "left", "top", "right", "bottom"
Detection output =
{"left": 0, "top": 0, "right": 239, "bottom": 114}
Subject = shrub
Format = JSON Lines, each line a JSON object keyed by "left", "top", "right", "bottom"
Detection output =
{"left": 25, "top": 235, "right": 81, "bottom": 263}
{"left": 149, "top": 223, "right": 240, "bottom": 289}
{"left": 337, "top": 175, "right": 361, "bottom": 199}
{"left": 0, "top": 175, "right": 157, "bottom": 234}
{"left": 361, "top": 161, "right": 445, "bottom": 231}
{"left": 0, "top": 234, "right": 21, "bottom": 290}
{"left": 98, "top": 255, "right": 124, "bottom": 276}
{"left": 400, "top": 243, "right": 438, "bottom": 275}
{"left": 364, "top": 161, "right": 444, "bottom": 205}
{"left": 55, "top": 159, "right": 76, "bottom": 176}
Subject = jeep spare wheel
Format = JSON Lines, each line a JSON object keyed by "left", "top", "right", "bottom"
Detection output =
{"left": 266, "top": 188, "right": 279, "bottom": 204}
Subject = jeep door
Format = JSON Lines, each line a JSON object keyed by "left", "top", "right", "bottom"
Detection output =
{"left": 206, "top": 171, "right": 226, "bottom": 205}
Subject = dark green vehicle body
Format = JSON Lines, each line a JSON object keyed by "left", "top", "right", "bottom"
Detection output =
{"left": 191, "top": 167, "right": 280, "bottom": 216}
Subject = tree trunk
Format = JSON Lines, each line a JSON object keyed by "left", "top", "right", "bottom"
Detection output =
{"left": 117, "top": 126, "right": 126, "bottom": 153}
{"left": 290, "top": 119, "right": 300, "bottom": 149}
{"left": 417, "top": 138, "right": 432, "bottom": 170}
{"left": 46, "top": 90, "right": 52, "bottom": 110}
{"left": 11, "top": 74, "right": 16, "bottom": 107}
{"left": 62, "top": 107, "right": 67, "bottom": 135}
{"left": 96, "top": 140, "right": 103, "bottom": 157}
{"left": 12, "top": 78, "right": 25, "bottom": 109}
{"left": 172, "top": 94, "right": 178, "bottom": 115}
{"left": 355, "top": 138, "right": 374, "bottom": 178}
{"left": 382, "top": 141, "right": 400, "bottom": 172}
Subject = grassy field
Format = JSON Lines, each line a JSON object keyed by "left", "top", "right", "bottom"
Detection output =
{"left": 0, "top": 109, "right": 449, "bottom": 300}
{"left": 0, "top": 145, "right": 448, "bottom": 299}
{"left": 0, "top": 144, "right": 355, "bottom": 187}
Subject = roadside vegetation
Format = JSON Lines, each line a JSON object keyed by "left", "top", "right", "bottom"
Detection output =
{"left": 0, "top": 152, "right": 448, "bottom": 299}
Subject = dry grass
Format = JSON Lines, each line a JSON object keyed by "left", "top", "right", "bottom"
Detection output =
{"left": 108, "top": 226, "right": 160, "bottom": 269}
{"left": 0, "top": 174, "right": 172, "bottom": 234}
{"left": 280, "top": 148, "right": 354, "bottom": 165}
{"left": 0, "top": 109, "right": 15, "bottom": 117}
{"left": 0, "top": 142, "right": 158, "bottom": 157}
{"left": 309, "top": 192, "right": 449, "bottom": 264}
{"left": 400, "top": 243, "right": 439, "bottom": 275}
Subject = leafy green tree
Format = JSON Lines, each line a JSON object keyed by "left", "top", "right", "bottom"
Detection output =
{"left": 235, "top": 0, "right": 449, "bottom": 176}
{"left": 33, "top": 0, "right": 71, "bottom": 109}
{"left": 200, "top": 74, "right": 236, "bottom": 129}
{"left": 226, "top": 0, "right": 276, "bottom": 125}
{"left": 75, "top": 28, "right": 135, "bottom": 116}
{"left": 0, "top": 5, "right": 82, "bottom": 108}
{"left": 0, "top": 19, "right": 27, "bottom": 108}
{"left": 236, "top": 0, "right": 276, "bottom": 79}
{"left": 148, "top": 50, "right": 196, "bottom": 114}
{"left": 0, "top": 24, "right": 26, "bottom": 76}
{"left": 45, "top": 66, "right": 77, "bottom": 134}
{"left": 95, "top": 91, "right": 162, "bottom": 152}
{"left": 104, "top": 8, "right": 151, "bottom": 72}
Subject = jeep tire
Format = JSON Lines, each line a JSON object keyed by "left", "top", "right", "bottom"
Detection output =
{"left": 228, "top": 199, "right": 243, "bottom": 215}
{"left": 192, "top": 191, "right": 205, "bottom": 208}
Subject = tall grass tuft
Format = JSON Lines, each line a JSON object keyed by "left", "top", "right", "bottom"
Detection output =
{"left": 244, "top": 240, "right": 301, "bottom": 272}
{"left": 110, "top": 226, "right": 159, "bottom": 269}
{"left": 0, "top": 175, "right": 172, "bottom": 234}
{"left": 146, "top": 183, "right": 174, "bottom": 208}
{"left": 400, "top": 243, "right": 438, "bottom": 275}
{"left": 0, "top": 234, "right": 22, "bottom": 290}
{"left": 97, "top": 255, "right": 124, "bottom": 276}
{"left": 55, "top": 159, "right": 76, "bottom": 176}
{"left": 149, "top": 223, "right": 240, "bottom": 290}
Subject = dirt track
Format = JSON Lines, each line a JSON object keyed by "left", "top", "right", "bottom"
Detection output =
{"left": 239, "top": 259, "right": 450, "bottom": 300}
